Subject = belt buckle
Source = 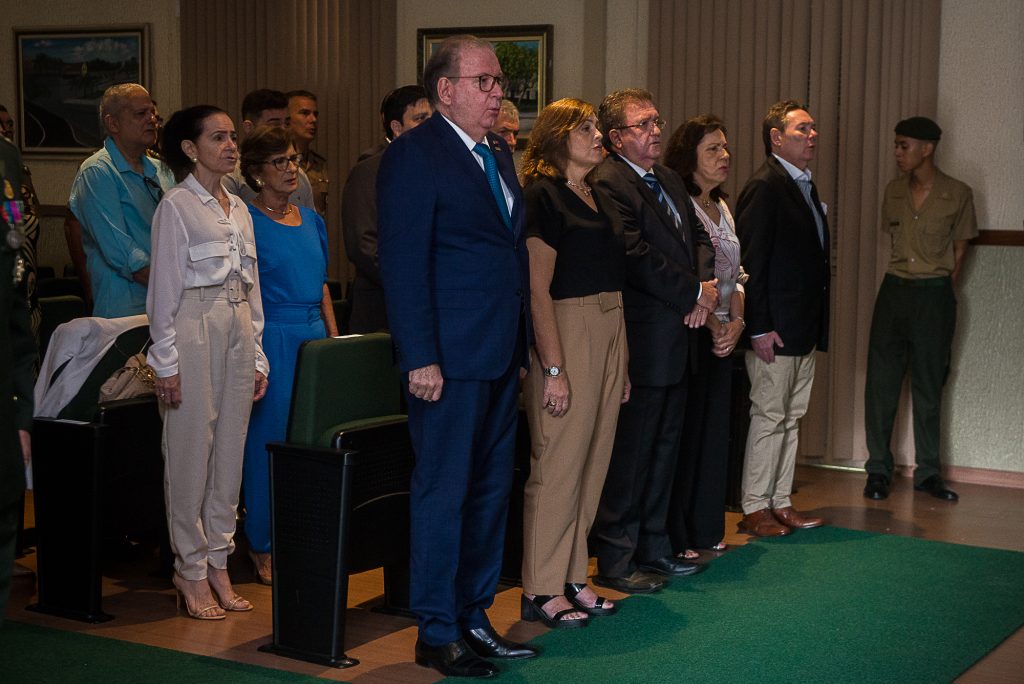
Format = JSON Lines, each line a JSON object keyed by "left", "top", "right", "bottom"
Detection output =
{"left": 599, "top": 292, "right": 617, "bottom": 313}
{"left": 226, "top": 277, "right": 242, "bottom": 303}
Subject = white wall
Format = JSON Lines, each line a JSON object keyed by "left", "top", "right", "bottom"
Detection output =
{"left": 937, "top": 0, "right": 1024, "bottom": 473}
{"left": 394, "top": 0, "right": 648, "bottom": 105}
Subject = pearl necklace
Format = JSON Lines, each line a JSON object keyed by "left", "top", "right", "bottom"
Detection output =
{"left": 565, "top": 179, "right": 592, "bottom": 197}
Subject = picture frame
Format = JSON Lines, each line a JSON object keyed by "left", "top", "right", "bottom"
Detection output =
{"left": 417, "top": 25, "right": 553, "bottom": 144}
{"left": 14, "top": 25, "right": 150, "bottom": 157}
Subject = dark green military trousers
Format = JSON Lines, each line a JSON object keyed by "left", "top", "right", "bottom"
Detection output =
{"left": 864, "top": 274, "right": 956, "bottom": 485}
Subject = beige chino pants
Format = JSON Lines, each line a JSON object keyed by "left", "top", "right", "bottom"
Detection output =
{"left": 522, "top": 292, "right": 627, "bottom": 595}
{"left": 740, "top": 350, "right": 816, "bottom": 515}
{"left": 161, "top": 288, "right": 255, "bottom": 580}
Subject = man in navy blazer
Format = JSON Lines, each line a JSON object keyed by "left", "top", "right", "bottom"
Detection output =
{"left": 735, "top": 100, "right": 830, "bottom": 538}
{"left": 377, "top": 36, "right": 534, "bottom": 678}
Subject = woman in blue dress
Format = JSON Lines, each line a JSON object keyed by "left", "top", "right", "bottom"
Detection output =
{"left": 238, "top": 127, "right": 337, "bottom": 584}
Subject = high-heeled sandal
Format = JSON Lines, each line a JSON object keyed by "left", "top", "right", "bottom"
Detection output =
{"left": 676, "top": 549, "right": 700, "bottom": 560}
{"left": 710, "top": 541, "right": 728, "bottom": 552}
{"left": 248, "top": 549, "right": 272, "bottom": 586}
{"left": 564, "top": 583, "right": 618, "bottom": 617}
{"left": 521, "top": 593, "right": 588, "bottom": 629}
{"left": 207, "top": 570, "right": 254, "bottom": 612}
{"left": 172, "top": 573, "right": 225, "bottom": 621}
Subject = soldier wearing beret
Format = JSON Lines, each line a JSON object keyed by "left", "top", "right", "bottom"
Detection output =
{"left": 863, "top": 117, "right": 978, "bottom": 502}
{"left": 0, "top": 135, "right": 35, "bottom": 620}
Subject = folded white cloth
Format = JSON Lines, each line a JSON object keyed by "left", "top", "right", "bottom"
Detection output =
{"left": 34, "top": 314, "right": 149, "bottom": 418}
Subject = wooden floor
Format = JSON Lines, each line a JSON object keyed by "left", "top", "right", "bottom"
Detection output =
{"left": 6, "top": 465, "right": 1023, "bottom": 683}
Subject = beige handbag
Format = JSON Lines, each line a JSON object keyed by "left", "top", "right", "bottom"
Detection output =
{"left": 99, "top": 351, "right": 157, "bottom": 402}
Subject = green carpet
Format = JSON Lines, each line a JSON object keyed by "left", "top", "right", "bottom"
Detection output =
{"left": 489, "top": 527, "right": 1024, "bottom": 683}
{"left": 0, "top": 621, "right": 329, "bottom": 683}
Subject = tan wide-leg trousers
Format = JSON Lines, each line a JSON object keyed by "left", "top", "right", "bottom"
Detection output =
{"left": 161, "top": 289, "right": 255, "bottom": 580}
{"left": 522, "top": 292, "right": 627, "bottom": 595}
{"left": 741, "top": 350, "right": 816, "bottom": 515}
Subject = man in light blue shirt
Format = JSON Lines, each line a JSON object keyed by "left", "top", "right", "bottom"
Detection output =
{"left": 69, "top": 83, "right": 175, "bottom": 318}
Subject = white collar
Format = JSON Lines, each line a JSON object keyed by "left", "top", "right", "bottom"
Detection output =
{"left": 440, "top": 113, "right": 488, "bottom": 152}
{"left": 773, "top": 153, "right": 812, "bottom": 182}
{"left": 183, "top": 172, "right": 238, "bottom": 208}
{"left": 619, "top": 153, "right": 655, "bottom": 178}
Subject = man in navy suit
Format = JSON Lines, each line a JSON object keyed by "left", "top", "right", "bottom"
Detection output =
{"left": 735, "top": 100, "right": 830, "bottom": 537}
{"left": 377, "top": 35, "right": 534, "bottom": 678}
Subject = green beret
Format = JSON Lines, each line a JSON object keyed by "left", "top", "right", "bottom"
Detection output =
{"left": 894, "top": 116, "right": 942, "bottom": 141}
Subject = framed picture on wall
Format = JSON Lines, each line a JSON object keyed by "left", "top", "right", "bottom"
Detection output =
{"left": 417, "top": 25, "right": 553, "bottom": 144}
{"left": 14, "top": 25, "right": 150, "bottom": 156}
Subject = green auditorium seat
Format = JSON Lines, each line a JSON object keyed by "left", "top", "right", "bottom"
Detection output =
{"left": 262, "top": 332, "right": 413, "bottom": 669}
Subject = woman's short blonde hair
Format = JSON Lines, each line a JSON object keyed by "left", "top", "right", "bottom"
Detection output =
{"left": 520, "top": 97, "right": 597, "bottom": 187}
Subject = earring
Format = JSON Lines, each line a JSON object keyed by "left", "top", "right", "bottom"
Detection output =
{"left": 190, "top": 157, "right": 198, "bottom": 163}
{"left": 254, "top": 178, "right": 264, "bottom": 188}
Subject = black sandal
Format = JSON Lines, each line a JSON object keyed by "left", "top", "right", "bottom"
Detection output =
{"left": 520, "top": 593, "right": 589, "bottom": 629}
{"left": 564, "top": 582, "right": 619, "bottom": 617}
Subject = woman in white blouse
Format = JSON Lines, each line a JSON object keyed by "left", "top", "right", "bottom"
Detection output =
{"left": 147, "top": 105, "right": 269, "bottom": 621}
{"left": 663, "top": 115, "right": 748, "bottom": 558}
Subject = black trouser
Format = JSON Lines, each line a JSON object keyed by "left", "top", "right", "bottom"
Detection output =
{"left": 864, "top": 274, "right": 955, "bottom": 485}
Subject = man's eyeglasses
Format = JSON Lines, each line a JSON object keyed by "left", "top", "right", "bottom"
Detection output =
{"left": 446, "top": 73, "right": 506, "bottom": 93}
{"left": 143, "top": 176, "right": 164, "bottom": 204}
{"left": 265, "top": 153, "right": 303, "bottom": 171}
{"left": 614, "top": 117, "right": 666, "bottom": 133}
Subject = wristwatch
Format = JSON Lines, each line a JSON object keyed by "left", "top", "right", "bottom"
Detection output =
{"left": 543, "top": 366, "right": 563, "bottom": 377}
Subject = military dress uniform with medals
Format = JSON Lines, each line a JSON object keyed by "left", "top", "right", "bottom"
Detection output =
{"left": 0, "top": 137, "right": 35, "bottom": 619}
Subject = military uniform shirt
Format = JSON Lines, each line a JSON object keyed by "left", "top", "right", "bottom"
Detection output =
{"left": 882, "top": 168, "right": 978, "bottom": 279}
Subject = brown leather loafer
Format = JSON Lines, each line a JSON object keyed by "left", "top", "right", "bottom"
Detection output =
{"left": 773, "top": 506, "right": 825, "bottom": 529}
{"left": 737, "top": 508, "right": 790, "bottom": 537}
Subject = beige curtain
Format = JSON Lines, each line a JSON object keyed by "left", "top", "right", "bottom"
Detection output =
{"left": 648, "top": 0, "right": 941, "bottom": 463}
{"left": 180, "top": 0, "right": 397, "bottom": 281}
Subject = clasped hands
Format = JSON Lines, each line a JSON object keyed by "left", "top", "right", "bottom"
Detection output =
{"left": 684, "top": 278, "right": 719, "bottom": 329}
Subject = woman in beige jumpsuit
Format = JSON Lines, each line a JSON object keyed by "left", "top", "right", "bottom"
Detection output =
{"left": 147, "top": 105, "right": 269, "bottom": 620}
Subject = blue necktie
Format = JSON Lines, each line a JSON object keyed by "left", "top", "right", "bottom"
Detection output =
{"left": 643, "top": 172, "right": 682, "bottom": 232}
{"left": 474, "top": 142, "right": 512, "bottom": 230}
{"left": 797, "top": 177, "right": 826, "bottom": 247}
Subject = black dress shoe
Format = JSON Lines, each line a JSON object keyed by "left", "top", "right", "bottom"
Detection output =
{"left": 638, "top": 555, "right": 704, "bottom": 577}
{"left": 864, "top": 474, "right": 890, "bottom": 500}
{"left": 914, "top": 475, "right": 958, "bottom": 501}
{"left": 593, "top": 570, "right": 665, "bottom": 594}
{"left": 463, "top": 626, "right": 538, "bottom": 659}
{"left": 414, "top": 638, "right": 498, "bottom": 678}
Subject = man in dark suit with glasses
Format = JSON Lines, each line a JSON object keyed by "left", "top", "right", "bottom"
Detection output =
{"left": 69, "top": 83, "right": 175, "bottom": 318}
{"left": 589, "top": 88, "right": 718, "bottom": 594}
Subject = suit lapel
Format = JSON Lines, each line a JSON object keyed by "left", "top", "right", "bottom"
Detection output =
{"left": 490, "top": 133, "right": 522, "bottom": 237}
{"left": 612, "top": 155, "right": 686, "bottom": 251}
{"left": 768, "top": 156, "right": 826, "bottom": 252}
{"left": 809, "top": 182, "right": 829, "bottom": 252}
{"left": 431, "top": 116, "right": 515, "bottom": 237}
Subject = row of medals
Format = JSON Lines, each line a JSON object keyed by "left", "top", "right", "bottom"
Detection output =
{"left": 2, "top": 177, "right": 27, "bottom": 286}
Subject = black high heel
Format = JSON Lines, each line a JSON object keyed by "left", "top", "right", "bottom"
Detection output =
{"left": 520, "top": 593, "right": 588, "bottom": 629}
{"left": 564, "top": 582, "right": 618, "bottom": 616}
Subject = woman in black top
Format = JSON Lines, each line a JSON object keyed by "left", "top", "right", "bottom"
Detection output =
{"left": 519, "top": 98, "right": 629, "bottom": 629}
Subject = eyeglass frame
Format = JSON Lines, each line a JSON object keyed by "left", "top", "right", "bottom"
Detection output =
{"left": 444, "top": 73, "right": 507, "bottom": 93}
{"left": 263, "top": 153, "right": 303, "bottom": 171}
{"left": 613, "top": 117, "right": 667, "bottom": 134}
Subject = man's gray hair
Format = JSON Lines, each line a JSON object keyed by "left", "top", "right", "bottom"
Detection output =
{"left": 498, "top": 99, "right": 520, "bottom": 123}
{"left": 598, "top": 88, "right": 655, "bottom": 151}
{"left": 423, "top": 35, "right": 496, "bottom": 106}
{"left": 99, "top": 83, "right": 149, "bottom": 132}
